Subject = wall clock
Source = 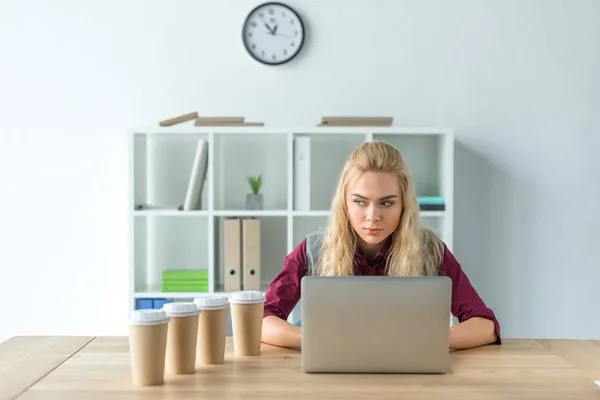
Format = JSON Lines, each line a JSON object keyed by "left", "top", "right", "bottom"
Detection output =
{"left": 242, "top": 2, "right": 305, "bottom": 65}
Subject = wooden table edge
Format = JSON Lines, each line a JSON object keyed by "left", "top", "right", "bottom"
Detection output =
{"left": 5, "top": 336, "right": 97, "bottom": 400}
{"left": 535, "top": 338, "right": 600, "bottom": 383}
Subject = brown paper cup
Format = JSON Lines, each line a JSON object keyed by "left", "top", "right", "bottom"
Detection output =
{"left": 228, "top": 291, "right": 266, "bottom": 356}
{"left": 128, "top": 309, "right": 169, "bottom": 386}
{"left": 163, "top": 302, "right": 200, "bottom": 374}
{"left": 194, "top": 297, "right": 230, "bottom": 365}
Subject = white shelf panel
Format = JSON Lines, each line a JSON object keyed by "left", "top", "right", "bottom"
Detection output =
{"left": 135, "top": 291, "right": 233, "bottom": 299}
{"left": 292, "top": 211, "right": 330, "bottom": 217}
{"left": 133, "top": 209, "right": 209, "bottom": 217}
{"left": 131, "top": 126, "right": 453, "bottom": 135}
{"left": 420, "top": 211, "right": 446, "bottom": 218}
{"left": 213, "top": 210, "right": 288, "bottom": 217}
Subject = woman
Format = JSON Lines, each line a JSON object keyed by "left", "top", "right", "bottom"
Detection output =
{"left": 262, "top": 140, "right": 500, "bottom": 350}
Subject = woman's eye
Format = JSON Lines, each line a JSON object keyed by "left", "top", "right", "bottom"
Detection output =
{"left": 382, "top": 201, "right": 394, "bottom": 207}
{"left": 354, "top": 200, "right": 365, "bottom": 206}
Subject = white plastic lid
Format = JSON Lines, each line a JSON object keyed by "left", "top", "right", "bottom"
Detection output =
{"left": 129, "top": 309, "right": 170, "bottom": 326}
{"left": 162, "top": 302, "right": 200, "bottom": 317}
{"left": 228, "top": 291, "right": 266, "bottom": 304}
{"left": 194, "top": 296, "right": 229, "bottom": 310}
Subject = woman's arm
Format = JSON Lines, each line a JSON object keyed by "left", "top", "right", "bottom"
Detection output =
{"left": 262, "top": 316, "right": 302, "bottom": 348}
{"left": 441, "top": 245, "right": 502, "bottom": 348}
{"left": 449, "top": 316, "right": 498, "bottom": 350}
{"left": 261, "top": 238, "right": 308, "bottom": 348}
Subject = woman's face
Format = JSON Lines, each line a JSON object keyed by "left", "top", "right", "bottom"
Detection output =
{"left": 346, "top": 171, "right": 403, "bottom": 256}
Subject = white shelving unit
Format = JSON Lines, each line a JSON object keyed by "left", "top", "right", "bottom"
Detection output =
{"left": 128, "top": 126, "right": 454, "bottom": 318}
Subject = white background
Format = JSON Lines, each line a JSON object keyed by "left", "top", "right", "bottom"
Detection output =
{"left": 0, "top": 0, "right": 598, "bottom": 343}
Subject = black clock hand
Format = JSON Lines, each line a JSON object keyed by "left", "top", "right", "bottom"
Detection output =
{"left": 273, "top": 24, "right": 278, "bottom": 35}
{"left": 264, "top": 22, "right": 274, "bottom": 35}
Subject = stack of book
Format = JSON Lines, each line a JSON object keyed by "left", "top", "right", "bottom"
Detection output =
{"left": 162, "top": 269, "right": 208, "bottom": 292}
{"left": 417, "top": 196, "right": 445, "bottom": 211}
{"left": 318, "top": 116, "right": 393, "bottom": 126}
{"left": 194, "top": 116, "right": 264, "bottom": 126}
{"left": 157, "top": 112, "right": 264, "bottom": 127}
{"left": 159, "top": 112, "right": 199, "bottom": 126}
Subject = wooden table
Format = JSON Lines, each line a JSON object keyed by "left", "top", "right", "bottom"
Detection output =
{"left": 1, "top": 336, "right": 600, "bottom": 400}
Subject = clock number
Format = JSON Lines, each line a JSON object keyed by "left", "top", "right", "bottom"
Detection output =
{"left": 291, "top": 42, "right": 295, "bottom": 47}
{"left": 272, "top": 54, "right": 277, "bottom": 60}
{"left": 269, "top": 8, "right": 274, "bottom": 15}
{"left": 251, "top": 22, "right": 257, "bottom": 28}
{"left": 259, "top": 12, "right": 264, "bottom": 18}
{"left": 283, "top": 49, "right": 288, "bottom": 56}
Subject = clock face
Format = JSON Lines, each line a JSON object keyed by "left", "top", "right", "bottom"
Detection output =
{"left": 242, "top": 2, "right": 305, "bottom": 65}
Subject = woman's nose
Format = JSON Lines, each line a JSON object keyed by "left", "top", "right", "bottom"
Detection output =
{"left": 366, "top": 206, "right": 381, "bottom": 222}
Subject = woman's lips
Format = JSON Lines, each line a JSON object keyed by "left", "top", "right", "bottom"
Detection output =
{"left": 364, "top": 228, "right": 382, "bottom": 235}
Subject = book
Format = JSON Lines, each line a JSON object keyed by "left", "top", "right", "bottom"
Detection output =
{"left": 159, "top": 112, "right": 198, "bottom": 127}
{"left": 162, "top": 286, "right": 209, "bottom": 292}
{"left": 162, "top": 269, "right": 209, "bottom": 280}
{"left": 417, "top": 196, "right": 445, "bottom": 211}
{"left": 194, "top": 120, "right": 264, "bottom": 126}
{"left": 419, "top": 204, "right": 445, "bottom": 211}
{"left": 135, "top": 204, "right": 183, "bottom": 211}
{"left": 318, "top": 116, "right": 393, "bottom": 126}
{"left": 183, "top": 140, "right": 209, "bottom": 211}
{"left": 195, "top": 116, "right": 245, "bottom": 123}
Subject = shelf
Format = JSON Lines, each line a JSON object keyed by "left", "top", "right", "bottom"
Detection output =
{"left": 213, "top": 134, "right": 288, "bottom": 211}
{"left": 292, "top": 210, "right": 330, "bottom": 217}
{"left": 130, "top": 126, "right": 454, "bottom": 312}
{"left": 213, "top": 216, "right": 287, "bottom": 293}
{"left": 133, "top": 218, "right": 210, "bottom": 294}
{"left": 132, "top": 134, "right": 210, "bottom": 212}
{"left": 134, "top": 209, "right": 209, "bottom": 217}
{"left": 373, "top": 134, "right": 446, "bottom": 199}
{"left": 215, "top": 210, "right": 331, "bottom": 217}
{"left": 420, "top": 215, "right": 445, "bottom": 240}
{"left": 131, "top": 126, "right": 453, "bottom": 135}
{"left": 213, "top": 210, "right": 288, "bottom": 217}
{"left": 420, "top": 211, "right": 446, "bottom": 218}
{"left": 293, "top": 133, "right": 366, "bottom": 211}
{"left": 134, "top": 291, "right": 233, "bottom": 299}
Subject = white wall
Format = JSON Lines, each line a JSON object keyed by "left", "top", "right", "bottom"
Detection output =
{"left": 0, "top": 0, "right": 598, "bottom": 343}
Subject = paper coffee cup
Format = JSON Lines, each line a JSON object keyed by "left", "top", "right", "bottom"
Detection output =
{"left": 163, "top": 302, "right": 200, "bottom": 374}
{"left": 228, "top": 291, "right": 266, "bottom": 356}
{"left": 194, "top": 296, "right": 229, "bottom": 365}
{"left": 128, "top": 309, "right": 170, "bottom": 386}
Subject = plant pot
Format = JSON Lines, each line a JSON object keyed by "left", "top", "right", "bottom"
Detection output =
{"left": 246, "top": 193, "right": 263, "bottom": 210}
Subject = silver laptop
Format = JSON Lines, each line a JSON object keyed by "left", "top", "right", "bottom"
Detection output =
{"left": 301, "top": 276, "right": 451, "bottom": 373}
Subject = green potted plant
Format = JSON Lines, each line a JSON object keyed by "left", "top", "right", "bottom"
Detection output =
{"left": 246, "top": 174, "right": 263, "bottom": 210}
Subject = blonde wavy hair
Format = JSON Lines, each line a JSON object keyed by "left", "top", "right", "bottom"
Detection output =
{"left": 317, "top": 140, "right": 444, "bottom": 277}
